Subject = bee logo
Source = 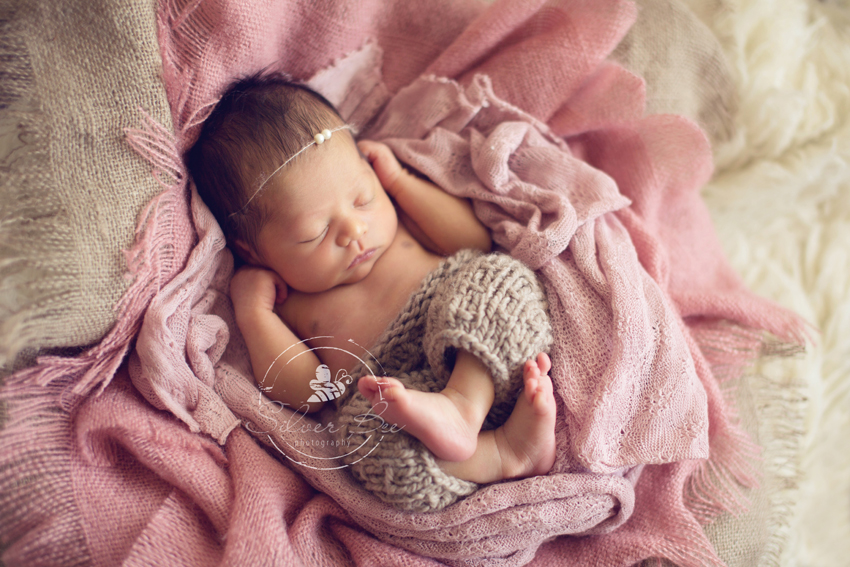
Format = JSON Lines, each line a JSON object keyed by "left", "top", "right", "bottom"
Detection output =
{"left": 307, "top": 364, "right": 354, "bottom": 403}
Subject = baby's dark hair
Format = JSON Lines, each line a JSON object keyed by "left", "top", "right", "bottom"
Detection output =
{"left": 185, "top": 72, "right": 344, "bottom": 256}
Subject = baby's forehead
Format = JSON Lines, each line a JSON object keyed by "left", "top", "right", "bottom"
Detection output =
{"left": 261, "top": 140, "right": 369, "bottom": 217}
{"left": 258, "top": 183, "right": 312, "bottom": 225}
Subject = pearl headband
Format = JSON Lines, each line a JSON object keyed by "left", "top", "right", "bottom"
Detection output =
{"left": 228, "top": 124, "right": 352, "bottom": 219}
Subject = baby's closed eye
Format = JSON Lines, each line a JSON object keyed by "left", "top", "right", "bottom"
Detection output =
{"left": 300, "top": 226, "right": 328, "bottom": 244}
{"left": 355, "top": 193, "right": 375, "bottom": 207}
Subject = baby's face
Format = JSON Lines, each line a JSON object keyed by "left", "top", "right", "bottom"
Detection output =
{"left": 246, "top": 133, "right": 398, "bottom": 293}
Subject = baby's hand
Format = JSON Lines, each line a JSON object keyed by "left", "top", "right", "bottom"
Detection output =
{"left": 229, "top": 266, "right": 288, "bottom": 318}
{"left": 358, "top": 140, "right": 407, "bottom": 198}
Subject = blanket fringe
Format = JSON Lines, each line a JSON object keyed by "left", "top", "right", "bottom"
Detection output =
{"left": 157, "top": 0, "right": 220, "bottom": 141}
{"left": 124, "top": 109, "right": 185, "bottom": 189}
{"left": 684, "top": 319, "right": 806, "bottom": 524}
{"left": 746, "top": 367, "right": 806, "bottom": 565}
{"left": 658, "top": 538, "right": 728, "bottom": 567}
{"left": 685, "top": 428, "right": 761, "bottom": 522}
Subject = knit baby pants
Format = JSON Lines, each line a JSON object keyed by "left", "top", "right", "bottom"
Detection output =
{"left": 335, "top": 249, "right": 553, "bottom": 512}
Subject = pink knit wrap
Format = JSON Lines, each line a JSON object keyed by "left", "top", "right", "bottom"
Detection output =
{"left": 0, "top": 0, "right": 810, "bottom": 565}
{"left": 366, "top": 73, "right": 711, "bottom": 477}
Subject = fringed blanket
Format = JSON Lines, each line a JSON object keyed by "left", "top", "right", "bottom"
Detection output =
{"left": 0, "top": 0, "right": 810, "bottom": 566}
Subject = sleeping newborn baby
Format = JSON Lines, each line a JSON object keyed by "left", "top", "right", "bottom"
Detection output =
{"left": 186, "top": 73, "right": 556, "bottom": 510}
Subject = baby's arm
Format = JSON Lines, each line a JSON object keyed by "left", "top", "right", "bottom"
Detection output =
{"left": 230, "top": 266, "right": 324, "bottom": 412}
{"left": 358, "top": 141, "right": 492, "bottom": 255}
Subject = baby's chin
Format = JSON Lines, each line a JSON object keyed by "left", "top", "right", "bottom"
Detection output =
{"left": 340, "top": 262, "right": 376, "bottom": 286}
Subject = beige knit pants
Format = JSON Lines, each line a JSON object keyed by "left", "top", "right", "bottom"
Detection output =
{"left": 335, "top": 249, "right": 553, "bottom": 512}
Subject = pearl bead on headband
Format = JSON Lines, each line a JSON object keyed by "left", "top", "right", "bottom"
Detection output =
{"left": 227, "top": 124, "right": 352, "bottom": 219}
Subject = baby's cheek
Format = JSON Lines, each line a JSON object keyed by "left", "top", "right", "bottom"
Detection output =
{"left": 296, "top": 253, "right": 337, "bottom": 291}
{"left": 385, "top": 201, "right": 400, "bottom": 235}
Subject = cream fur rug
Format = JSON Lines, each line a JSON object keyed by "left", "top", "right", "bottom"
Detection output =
{"left": 690, "top": 0, "right": 850, "bottom": 564}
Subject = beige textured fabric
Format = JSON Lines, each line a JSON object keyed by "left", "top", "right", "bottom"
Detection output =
{"left": 0, "top": 0, "right": 172, "bottom": 370}
{"left": 611, "top": 0, "right": 738, "bottom": 147}
{"left": 701, "top": 355, "right": 806, "bottom": 567}
{"left": 336, "top": 250, "right": 553, "bottom": 512}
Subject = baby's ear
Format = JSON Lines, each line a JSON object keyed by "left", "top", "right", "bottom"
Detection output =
{"left": 232, "top": 238, "right": 261, "bottom": 266}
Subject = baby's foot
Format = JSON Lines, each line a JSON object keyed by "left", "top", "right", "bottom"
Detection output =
{"left": 494, "top": 353, "right": 557, "bottom": 479}
{"left": 357, "top": 376, "right": 480, "bottom": 461}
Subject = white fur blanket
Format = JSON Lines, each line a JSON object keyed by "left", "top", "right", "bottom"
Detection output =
{"left": 690, "top": 0, "right": 850, "bottom": 564}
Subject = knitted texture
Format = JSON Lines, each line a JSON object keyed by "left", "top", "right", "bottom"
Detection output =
{"left": 423, "top": 251, "right": 554, "bottom": 421}
{"left": 336, "top": 250, "right": 553, "bottom": 511}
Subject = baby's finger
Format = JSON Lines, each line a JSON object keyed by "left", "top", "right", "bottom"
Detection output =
{"left": 358, "top": 140, "right": 403, "bottom": 187}
{"left": 272, "top": 272, "right": 289, "bottom": 304}
{"left": 356, "top": 140, "right": 384, "bottom": 163}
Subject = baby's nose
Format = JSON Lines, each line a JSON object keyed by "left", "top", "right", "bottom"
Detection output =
{"left": 336, "top": 217, "right": 367, "bottom": 247}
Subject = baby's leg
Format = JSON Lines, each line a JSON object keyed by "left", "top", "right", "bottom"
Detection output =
{"left": 357, "top": 350, "right": 495, "bottom": 462}
{"left": 436, "top": 353, "right": 557, "bottom": 484}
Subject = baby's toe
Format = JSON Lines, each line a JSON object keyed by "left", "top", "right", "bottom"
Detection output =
{"left": 537, "top": 352, "right": 551, "bottom": 375}
{"left": 357, "top": 376, "right": 379, "bottom": 398}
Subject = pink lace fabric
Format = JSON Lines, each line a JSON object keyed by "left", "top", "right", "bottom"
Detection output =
{"left": 0, "top": 0, "right": 810, "bottom": 566}
{"left": 367, "top": 74, "right": 711, "bottom": 477}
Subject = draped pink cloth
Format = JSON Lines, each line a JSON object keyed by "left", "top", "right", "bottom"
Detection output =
{"left": 0, "top": 0, "right": 810, "bottom": 566}
{"left": 367, "top": 73, "right": 711, "bottom": 478}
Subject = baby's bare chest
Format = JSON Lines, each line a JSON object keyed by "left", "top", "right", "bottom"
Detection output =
{"left": 278, "top": 252, "right": 442, "bottom": 375}
{"left": 292, "top": 286, "right": 393, "bottom": 352}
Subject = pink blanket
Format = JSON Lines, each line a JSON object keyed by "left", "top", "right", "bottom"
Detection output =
{"left": 0, "top": 0, "right": 810, "bottom": 565}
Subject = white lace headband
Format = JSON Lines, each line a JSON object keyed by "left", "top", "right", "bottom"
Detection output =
{"left": 228, "top": 124, "right": 352, "bottom": 219}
